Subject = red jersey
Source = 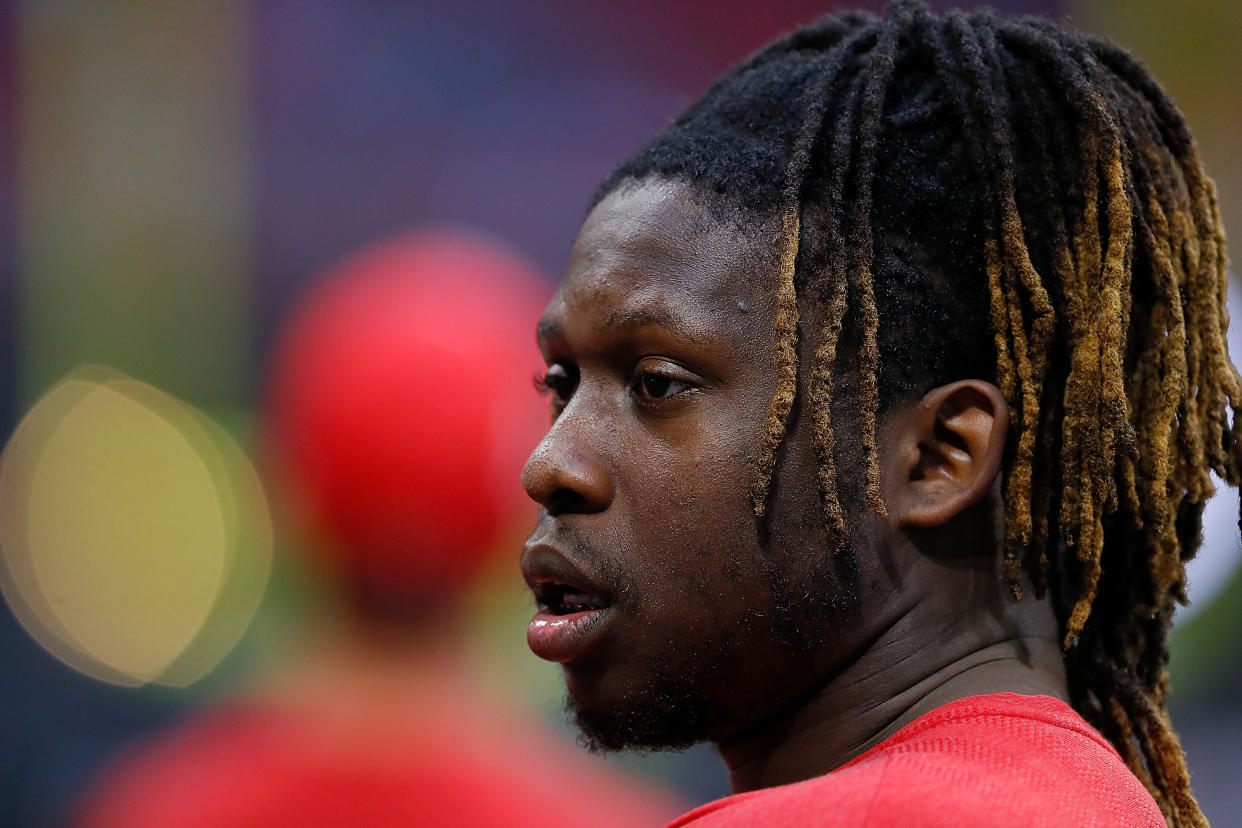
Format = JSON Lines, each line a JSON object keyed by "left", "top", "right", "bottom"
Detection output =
{"left": 669, "top": 693, "right": 1165, "bottom": 827}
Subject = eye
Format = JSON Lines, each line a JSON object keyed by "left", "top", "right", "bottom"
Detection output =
{"left": 637, "top": 373, "right": 683, "bottom": 399}
{"left": 534, "top": 363, "right": 576, "bottom": 410}
{"left": 630, "top": 359, "right": 697, "bottom": 404}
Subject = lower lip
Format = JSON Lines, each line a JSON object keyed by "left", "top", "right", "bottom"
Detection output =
{"left": 526, "top": 607, "right": 612, "bottom": 663}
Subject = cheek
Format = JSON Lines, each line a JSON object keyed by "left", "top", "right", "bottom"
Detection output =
{"left": 620, "top": 420, "right": 766, "bottom": 606}
{"left": 638, "top": 389, "right": 767, "bottom": 508}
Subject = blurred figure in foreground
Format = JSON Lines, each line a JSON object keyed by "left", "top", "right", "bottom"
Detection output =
{"left": 75, "top": 228, "right": 684, "bottom": 827}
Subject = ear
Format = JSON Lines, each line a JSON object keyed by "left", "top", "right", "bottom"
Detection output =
{"left": 884, "top": 380, "right": 1008, "bottom": 529}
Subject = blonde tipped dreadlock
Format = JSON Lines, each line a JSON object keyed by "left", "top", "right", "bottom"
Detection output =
{"left": 596, "top": 1, "right": 1238, "bottom": 823}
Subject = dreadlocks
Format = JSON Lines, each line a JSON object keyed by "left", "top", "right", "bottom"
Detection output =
{"left": 595, "top": 2, "right": 1239, "bottom": 825}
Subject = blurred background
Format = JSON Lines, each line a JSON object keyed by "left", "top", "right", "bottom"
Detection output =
{"left": 0, "top": 0, "right": 1239, "bottom": 825}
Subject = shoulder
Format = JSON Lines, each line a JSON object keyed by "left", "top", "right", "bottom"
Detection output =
{"left": 667, "top": 694, "right": 1166, "bottom": 828}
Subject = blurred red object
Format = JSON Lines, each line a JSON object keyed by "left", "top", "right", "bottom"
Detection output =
{"left": 76, "top": 681, "right": 683, "bottom": 828}
{"left": 264, "top": 228, "right": 549, "bottom": 601}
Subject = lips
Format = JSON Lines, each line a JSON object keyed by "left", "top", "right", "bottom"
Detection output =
{"left": 521, "top": 542, "right": 615, "bottom": 663}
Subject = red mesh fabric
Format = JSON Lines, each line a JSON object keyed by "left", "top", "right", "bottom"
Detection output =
{"left": 668, "top": 693, "right": 1165, "bottom": 827}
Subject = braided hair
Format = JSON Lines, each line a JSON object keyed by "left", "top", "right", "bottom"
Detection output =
{"left": 595, "top": 3, "right": 1238, "bottom": 824}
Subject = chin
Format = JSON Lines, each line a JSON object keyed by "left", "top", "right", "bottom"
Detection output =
{"left": 567, "top": 690, "right": 713, "bottom": 754}
{"left": 559, "top": 594, "right": 816, "bottom": 753}
{"left": 561, "top": 644, "right": 742, "bottom": 753}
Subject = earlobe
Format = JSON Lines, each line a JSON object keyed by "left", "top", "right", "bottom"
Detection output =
{"left": 886, "top": 380, "right": 1008, "bottom": 529}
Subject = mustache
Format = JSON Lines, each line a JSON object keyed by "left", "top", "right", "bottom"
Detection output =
{"left": 539, "top": 522, "right": 634, "bottom": 612}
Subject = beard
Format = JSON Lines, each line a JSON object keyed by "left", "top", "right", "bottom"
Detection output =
{"left": 569, "top": 672, "right": 717, "bottom": 754}
{"left": 567, "top": 627, "right": 734, "bottom": 753}
{"left": 566, "top": 538, "right": 858, "bottom": 753}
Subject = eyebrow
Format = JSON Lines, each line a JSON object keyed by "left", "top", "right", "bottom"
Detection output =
{"left": 536, "top": 317, "right": 563, "bottom": 342}
{"left": 604, "top": 306, "right": 705, "bottom": 342}
{"left": 537, "top": 304, "right": 708, "bottom": 346}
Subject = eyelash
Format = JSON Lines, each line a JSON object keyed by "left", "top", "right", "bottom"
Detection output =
{"left": 532, "top": 370, "right": 573, "bottom": 400}
{"left": 630, "top": 367, "right": 692, "bottom": 403}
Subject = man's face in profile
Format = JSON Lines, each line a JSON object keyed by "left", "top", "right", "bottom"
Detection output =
{"left": 520, "top": 179, "right": 860, "bottom": 751}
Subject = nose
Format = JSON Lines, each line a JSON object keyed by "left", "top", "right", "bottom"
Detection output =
{"left": 521, "top": 406, "right": 614, "bottom": 516}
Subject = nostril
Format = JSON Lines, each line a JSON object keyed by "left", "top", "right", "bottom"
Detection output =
{"left": 545, "top": 487, "right": 591, "bottom": 517}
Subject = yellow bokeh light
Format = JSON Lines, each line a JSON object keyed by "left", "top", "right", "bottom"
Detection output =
{"left": 0, "top": 366, "right": 271, "bottom": 687}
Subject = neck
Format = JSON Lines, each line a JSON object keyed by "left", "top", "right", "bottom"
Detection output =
{"left": 716, "top": 564, "right": 1068, "bottom": 793}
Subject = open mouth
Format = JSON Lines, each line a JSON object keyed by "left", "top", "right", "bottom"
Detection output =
{"left": 521, "top": 543, "right": 617, "bottom": 662}
{"left": 525, "top": 577, "right": 615, "bottom": 663}
{"left": 533, "top": 581, "right": 612, "bottom": 616}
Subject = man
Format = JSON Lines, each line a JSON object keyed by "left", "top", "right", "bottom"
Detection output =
{"left": 520, "top": 2, "right": 1236, "bottom": 826}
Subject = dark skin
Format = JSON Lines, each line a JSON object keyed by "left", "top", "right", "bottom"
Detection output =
{"left": 521, "top": 177, "right": 1068, "bottom": 794}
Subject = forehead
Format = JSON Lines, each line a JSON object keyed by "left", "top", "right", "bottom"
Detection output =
{"left": 541, "top": 179, "right": 776, "bottom": 346}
